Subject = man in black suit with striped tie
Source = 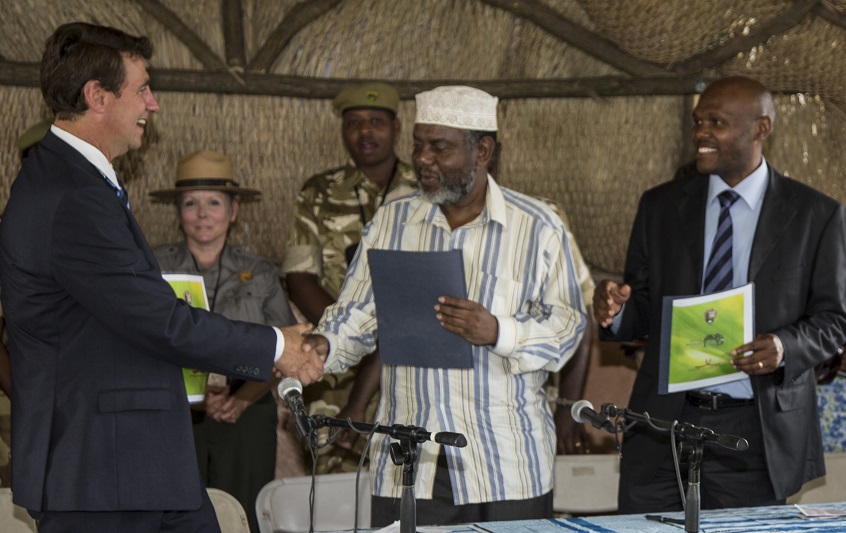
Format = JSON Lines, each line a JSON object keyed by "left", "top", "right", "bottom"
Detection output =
{"left": 594, "top": 76, "right": 846, "bottom": 513}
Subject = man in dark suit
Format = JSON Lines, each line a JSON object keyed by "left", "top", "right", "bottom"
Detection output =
{"left": 595, "top": 76, "right": 846, "bottom": 513}
{"left": 0, "top": 22, "right": 323, "bottom": 532}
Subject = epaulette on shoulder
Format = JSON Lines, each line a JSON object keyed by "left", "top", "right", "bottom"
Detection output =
{"left": 306, "top": 165, "right": 347, "bottom": 183}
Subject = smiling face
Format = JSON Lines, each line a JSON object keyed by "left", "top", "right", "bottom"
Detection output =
{"left": 691, "top": 78, "right": 773, "bottom": 187}
{"left": 341, "top": 108, "right": 400, "bottom": 169}
{"left": 411, "top": 124, "right": 486, "bottom": 206}
{"left": 178, "top": 191, "right": 238, "bottom": 250}
{"left": 101, "top": 53, "right": 160, "bottom": 160}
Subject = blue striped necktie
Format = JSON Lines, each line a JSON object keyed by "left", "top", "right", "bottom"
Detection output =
{"left": 703, "top": 190, "right": 740, "bottom": 293}
{"left": 114, "top": 172, "right": 131, "bottom": 211}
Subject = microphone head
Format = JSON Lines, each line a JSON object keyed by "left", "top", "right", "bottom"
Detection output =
{"left": 570, "top": 399, "right": 595, "bottom": 424}
{"left": 278, "top": 377, "right": 303, "bottom": 398}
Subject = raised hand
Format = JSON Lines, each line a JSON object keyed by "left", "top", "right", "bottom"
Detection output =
{"left": 594, "top": 280, "right": 631, "bottom": 328}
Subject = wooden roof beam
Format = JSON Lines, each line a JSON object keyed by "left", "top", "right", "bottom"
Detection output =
{"left": 0, "top": 59, "right": 713, "bottom": 98}
{"left": 3, "top": 57, "right": 821, "bottom": 99}
{"left": 129, "top": 70, "right": 722, "bottom": 99}
{"left": 812, "top": 1, "right": 846, "bottom": 32}
{"left": 672, "top": 0, "right": 820, "bottom": 76}
{"left": 222, "top": 0, "right": 246, "bottom": 68}
{"left": 132, "top": 0, "right": 228, "bottom": 71}
{"left": 479, "top": 0, "right": 670, "bottom": 77}
{"left": 247, "top": 0, "right": 341, "bottom": 73}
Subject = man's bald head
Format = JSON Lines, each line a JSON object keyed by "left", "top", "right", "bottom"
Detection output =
{"left": 702, "top": 76, "right": 776, "bottom": 125}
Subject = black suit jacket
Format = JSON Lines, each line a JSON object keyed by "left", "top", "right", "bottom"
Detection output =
{"left": 603, "top": 162, "right": 846, "bottom": 499}
{"left": 0, "top": 131, "right": 277, "bottom": 512}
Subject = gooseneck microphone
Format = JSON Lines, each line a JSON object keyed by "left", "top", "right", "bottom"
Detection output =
{"left": 570, "top": 399, "right": 615, "bottom": 433}
{"left": 277, "top": 377, "right": 313, "bottom": 438}
{"left": 385, "top": 425, "right": 468, "bottom": 448}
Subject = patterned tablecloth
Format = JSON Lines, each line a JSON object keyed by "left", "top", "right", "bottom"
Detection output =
{"left": 383, "top": 502, "right": 846, "bottom": 533}
{"left": 818, "top": 375, "right": 846, "bottom": 452}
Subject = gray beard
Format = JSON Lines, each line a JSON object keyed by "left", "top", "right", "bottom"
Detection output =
{"left": 419, "top": 167, "right": 477, "bottom": 205}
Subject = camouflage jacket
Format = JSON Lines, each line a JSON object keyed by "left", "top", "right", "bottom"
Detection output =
{"left": 282, "top": 159, "right": 417, "bottom": 297}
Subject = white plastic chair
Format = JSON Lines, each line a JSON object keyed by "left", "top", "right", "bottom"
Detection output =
{"left": 207, "top": 487, "right": 250, "bottom": 533}
{"left": 553, "top": 454, "right": 620, "bottom": 515}
{"left": 787, "top": 452, "right": 846, "bottom": 504}
{"left": 256, "top": 472, "right": 370, "bottom": 533}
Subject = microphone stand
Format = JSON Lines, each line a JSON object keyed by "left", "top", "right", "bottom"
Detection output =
{"left": 311, "top": 415, "right": 465, "bottom": 533}
{"left": 391, "top": 437, "right": 417, "bottom": 533}
{"left": 600, "top": 403, "right": 747, "bottom": 533}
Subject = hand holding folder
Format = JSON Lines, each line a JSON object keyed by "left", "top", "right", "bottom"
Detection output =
{"left": 368, "top": 249, "right": 473, "bottom": 368}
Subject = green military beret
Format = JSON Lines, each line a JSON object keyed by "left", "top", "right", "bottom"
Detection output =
{"left": 16, "top": 118, "right": 53, "bottom": 152}
{"left": 332, "top": 82, "right": 399, "bottom": 115}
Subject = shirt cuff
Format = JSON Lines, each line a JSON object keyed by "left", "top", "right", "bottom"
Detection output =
{"left": 320, "top": 332, "right": 341, "bottom": 373}
{"left": 272, "top": 327, "right": 285, "bottom": 362}
{"left": 772, "top": 333, "right": 786, "bottom": 367}
{"left": 608, "top": 303, "right": 625, "bottom": 335}
{"left": 490, "top": 315, "right": 516, "bottom": 356}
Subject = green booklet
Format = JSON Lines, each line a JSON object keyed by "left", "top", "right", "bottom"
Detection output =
{"left": 162, "top": 274, "right": 210, "bottom": 403}
{"left": 658, "top": 283, "right": 754, "bottom": 394}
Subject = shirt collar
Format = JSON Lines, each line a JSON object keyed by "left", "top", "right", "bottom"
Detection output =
{"left": 51, "top": 125, "right": 119, "bottom": 188}
{"left": 707, "top": 157, "right": 768, "bottom": 211}
{"left": 486, "top": 174, "right": 508, "bottom": 227}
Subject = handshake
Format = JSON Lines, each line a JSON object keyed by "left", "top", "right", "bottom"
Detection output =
{"left": 272, "top": 324, "right": 331, "bottom": 386}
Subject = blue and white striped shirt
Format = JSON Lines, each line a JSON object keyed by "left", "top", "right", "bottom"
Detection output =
{"left": 320, "top": 175, "right": 586, "bottom": 504}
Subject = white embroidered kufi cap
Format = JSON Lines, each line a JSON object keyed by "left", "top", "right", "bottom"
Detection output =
{"left": 414, "top": 86, "right": 498, "bottom": 132}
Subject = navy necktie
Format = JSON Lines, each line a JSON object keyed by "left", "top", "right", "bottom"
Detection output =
{"left": 114, "top": 172, "right": 131, "bottom": 211}
{"left": 703, "top": 190, "right": 740, "bottom": 293}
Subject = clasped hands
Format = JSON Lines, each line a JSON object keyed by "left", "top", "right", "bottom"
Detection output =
{"left": 272, "top": 323, "right": 327, "bottom": 385}
{"left": 272, "top": 296, "right": 498, "bottom": 384}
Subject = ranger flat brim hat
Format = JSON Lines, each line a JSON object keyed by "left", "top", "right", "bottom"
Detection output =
{"left": 149, "top": 150, "right": 261, "bottom": 200}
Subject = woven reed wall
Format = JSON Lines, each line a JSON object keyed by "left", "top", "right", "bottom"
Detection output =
{"left": 1, "top": 0, "right": 845, "bottom": 276}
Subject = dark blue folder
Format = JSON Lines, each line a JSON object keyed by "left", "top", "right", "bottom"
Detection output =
{"left": 368, "top": 249, "right": 473, "bottom": 368}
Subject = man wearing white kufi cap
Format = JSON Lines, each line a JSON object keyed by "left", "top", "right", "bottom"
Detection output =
{"left": 306, "top": 85, "right": 587, "bottom": 525}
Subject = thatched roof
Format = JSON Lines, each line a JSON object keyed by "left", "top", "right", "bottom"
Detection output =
{"left": 2, "top": 0, "right": 845, "bottom": 276}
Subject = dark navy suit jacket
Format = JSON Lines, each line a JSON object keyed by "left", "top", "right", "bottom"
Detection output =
{"left": 0, "top": 131, "right": 276, "bottom": 512}
{"left": 602, "top": 162, "right": 846, "bottom": 500}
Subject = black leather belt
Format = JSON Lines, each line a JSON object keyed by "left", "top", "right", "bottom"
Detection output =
{"left": 686, "top": 390, "right": 755, "bottom": 410}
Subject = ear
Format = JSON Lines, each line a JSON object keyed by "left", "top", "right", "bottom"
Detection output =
{"left": 83, "top": 80, "right": 109, "bottom": 114}
{"left": 754, "top": 115, "right": 772, "bottom": 142}
{"left": 476, "top": 135, "right": 495, "bottom": 170}
{"left": 229, "top": 197, "right": 240, "bottom": 222}
{"left": 392, "top": 117, "right": 402, "bottom": 136}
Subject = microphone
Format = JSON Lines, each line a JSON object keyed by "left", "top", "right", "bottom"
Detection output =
{"left": 678, "top": 423, "right": 749, "bottom": 452}
{"left": 391, "top": 426, "right": 467, "bottom": 448}
{"left": 383, "top": 424, "right": 468, "bottom": 447}
{"left": 277, "top": 377, "right": 313, "bottom": 438}
{"left": 570, "top": 399, "right": 615, "bottom": 433}
{"left": 431, "top": 432, "right": 468, "bottom": 448}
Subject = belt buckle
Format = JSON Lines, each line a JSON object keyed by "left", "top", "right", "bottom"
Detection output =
{"left": 707, "top": 392, "right": 720, "bottom": 410}
{"left": 689, "top": 391, "right": 720, "bottom": 410}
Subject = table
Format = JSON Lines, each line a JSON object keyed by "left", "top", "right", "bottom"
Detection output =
{"left": 467, "top": 502, "right": 846, "bottom": 532}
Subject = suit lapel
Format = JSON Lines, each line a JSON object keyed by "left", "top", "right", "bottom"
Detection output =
{"left": 42, "top": 131, "right": 158, "bottom": 265}
{"left": 676, "top": 169, "right": 709, "bottom": 288}
{"left": 749, "top": 167, "right": 796, "bottom": 280}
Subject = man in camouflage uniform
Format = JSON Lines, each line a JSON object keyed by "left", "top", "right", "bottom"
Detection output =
{"left": 283, "top": 82, "right": 417, "bottom": 473}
